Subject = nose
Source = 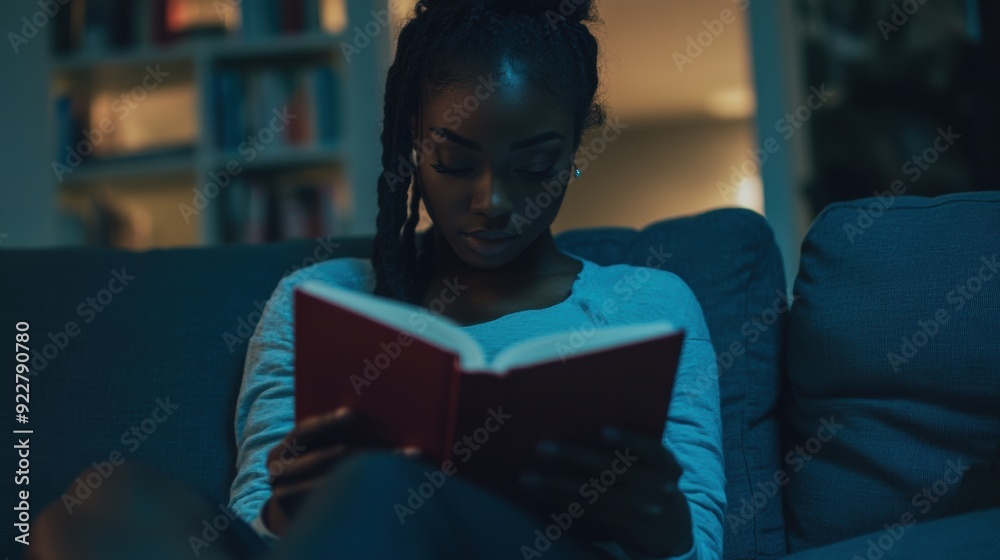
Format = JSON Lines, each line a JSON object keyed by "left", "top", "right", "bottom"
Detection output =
{"left": 470, "top": 171, "right": 513, "bottom": 221}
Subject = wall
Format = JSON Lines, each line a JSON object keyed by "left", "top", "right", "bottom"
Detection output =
{"left": 0, "top": 1, "right": 56, "bottom": 247}
{"left": 554, "top": 117, "right": 758, "bottom": 232}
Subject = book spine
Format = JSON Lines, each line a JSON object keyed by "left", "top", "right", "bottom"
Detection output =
{"left": 83, "top": 0, "right": 109, "bottom": 52}
{"left": 303, "top": 0, "right": 322, "bottom": 33}
{"left": 282, "top": 0, "right": 305, "bottom": 34}
{"left": 107, "top": 0, "right": 135, "bottom": 50}
{"left": 314, "top": 66, "right": 337, "bottom": 144}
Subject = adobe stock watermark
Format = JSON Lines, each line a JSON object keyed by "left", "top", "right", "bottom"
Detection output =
{"left": 52, "top": 65, "right": 171, "bottom": 182}
{"left": 848, "top": 458, "right": 970, "bottom": 560}
{"left": 551, "top": 246, "right": 672, "bottom": 362}
{"left": 843, "top": 126, "right": 961, "bottom": 244}
{"left": 221, "top": 234, "right": 342, "bottom": 354}
{"left": 7, "top": 0, "right": 70, "bottom": 53}
{"left": 512, "top": 116, "right": 629, "bottom": 234}
{"left": 393, "top": 407, "right": 512, "bottom": 524}
{"left": 60, "top": 397, "right": 180, "bottom": 514}
{"left": 519, "top": 446, "right": 639, "bottom": 559}
{"left": 25, "top": 268, "right": 137, "bottom": 376}
{"left": 178, "top": 105, "right": 295, "bottom": 224}
{"left": 887, "top": 254, "right": 998, "bottom": 372}
{"left": 718, "top": 85, "right": 834, "bottom": 202}
{"left": 726, "top": 416, "right": 842, "bottom": 533}
{"left": 350, "top": 276, "right": 468, "bottom": 394}
{"left": 673, "top": 0, "right": 750, "bottom": 73}
{"left": 878, "top": 0, "right": 930, "bottom": 41}
{"left": 383, "top": 74, "right": 500, "bottom": 193}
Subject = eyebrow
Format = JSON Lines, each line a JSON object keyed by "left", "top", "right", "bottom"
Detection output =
{"left": 429, "top": 128, "right": 564, "bottom": 152}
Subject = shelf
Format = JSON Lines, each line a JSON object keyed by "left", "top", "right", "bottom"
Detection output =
{"left": 53, "top": 43, "right": 199, "bottom": 72}
{"left": 212, "top": 144, "right": 346, "bottom": 173}
{"left": 211, "top": 33, "right": 345, "bottom": 62}
{"left": 59, "top": 146, "right": 197, "bottom": 187}
{"left": 53, "top": 33, "right": 345, "bottom": 73}
{"left": 48, "top": 0, "right": 385, "bottom": 246}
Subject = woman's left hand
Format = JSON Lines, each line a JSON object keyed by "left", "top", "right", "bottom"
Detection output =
{"left": 518, "top": 426, "right": 693, "bottom": 558}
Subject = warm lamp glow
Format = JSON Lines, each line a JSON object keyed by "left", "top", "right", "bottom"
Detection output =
{"left": 735, "top": 175, "right": 765, "bottom": 214}
{"left": 322, "top": 0, "right": 348, "bottom": 33}
{"left": 705, "top": 88, "right": 756, "bottom": 119}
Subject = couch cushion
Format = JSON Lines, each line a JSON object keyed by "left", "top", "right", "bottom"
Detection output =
{"left": 782, "top": 507, "right": 1000, "bottom": 560}
{"left": 784, "top": 191, "right": 1000, "bottom": 552}
{"left": 557, "top": 208, "right": 789, "bottom": 560}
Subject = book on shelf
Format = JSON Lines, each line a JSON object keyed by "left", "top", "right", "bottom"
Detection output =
{"left": 52, "top": 0, "right": 340, "bottom": 56}
{"left": 213, "top": 64, "right": 339, "bottom": 151}
{"left": 219, "top": 175, "right": 338, "bottom": 244}
{"left": 294, "top": 281, "right": 686, "bottom": 493}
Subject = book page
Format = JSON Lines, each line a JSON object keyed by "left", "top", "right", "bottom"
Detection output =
{"left": 485, "top": 321, "right": 677, "bottom": 373}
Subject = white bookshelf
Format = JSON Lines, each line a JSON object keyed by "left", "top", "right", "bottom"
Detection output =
{"left": 50, "top": 0, "right": 389, "bottom": 248}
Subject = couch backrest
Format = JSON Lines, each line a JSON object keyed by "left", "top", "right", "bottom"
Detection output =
{"left": 0, "top": 208, "right": 788, "bottom": 560}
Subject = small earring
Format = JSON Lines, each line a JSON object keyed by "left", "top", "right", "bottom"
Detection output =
{"left": 574, "top": 166, "right": 582, "bottom": 178}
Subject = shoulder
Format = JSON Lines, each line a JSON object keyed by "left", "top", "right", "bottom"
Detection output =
{"left": 582, "top": 259, "right": 710, "bottom": 340}
{"left": 277, "top": 256, "right": 375, "bottom": 295}
{"left": 260, "top": 257, "right": 374, "bottom": 319}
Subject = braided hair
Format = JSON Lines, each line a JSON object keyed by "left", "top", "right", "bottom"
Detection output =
{"left": 371, "top": 0, "right": 607, "bottom": 304}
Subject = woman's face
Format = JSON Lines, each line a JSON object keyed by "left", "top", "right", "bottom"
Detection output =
{"left": 414, "top": 63, "right": 577, "bottom": 269}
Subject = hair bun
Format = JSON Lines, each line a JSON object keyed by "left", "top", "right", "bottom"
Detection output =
{"left": 418, "top": 0, "right": 596, "bottom": 24}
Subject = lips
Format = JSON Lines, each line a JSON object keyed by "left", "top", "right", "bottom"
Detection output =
{"left": 462, "top": 230, "right": 516, "bottom": 256}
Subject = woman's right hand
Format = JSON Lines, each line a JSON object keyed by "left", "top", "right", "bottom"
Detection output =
{"left": 262, "top": 406, "right": 395, "bottom": 536}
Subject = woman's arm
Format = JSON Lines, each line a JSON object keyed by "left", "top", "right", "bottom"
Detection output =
{"left": 625, "top": 271, "right": 726, "bottom": 559}
{"left": 573, "top": 269, "right": 727, "bottom": 559}
{"left": 229, "top": 272, "right": 300, "bottom": 546}
{"left": 229, "top": 257, "right": 376, "bottom": 544}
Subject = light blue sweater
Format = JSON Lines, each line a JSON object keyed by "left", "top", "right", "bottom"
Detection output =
{"left": 229, "top": 252, "right": 725, "bottom": 559}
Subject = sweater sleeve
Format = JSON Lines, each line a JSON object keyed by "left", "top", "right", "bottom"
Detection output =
{"left": 596, "top": 269, "right": 726, "bottom": 559}
{"left": 228, "top": 258, "right": 372, "bottom": 547}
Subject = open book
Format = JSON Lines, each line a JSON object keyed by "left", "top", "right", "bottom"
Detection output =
{"left": 294, "top": 279, "right": 685, "bottom": 491}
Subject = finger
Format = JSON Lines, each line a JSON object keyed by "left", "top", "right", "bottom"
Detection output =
{"left": 600, "top": 426, "right": 683, "bottom": 478}
{"left": 516, "top": 472, "right": 616, "bottom": 541}
{"left": 269, "top": 444, "right": 356, "bottom": 487}
{"left": 268, "top": 410, "right": 383, "bottom": 466}
{"left": 294, "top": 407, "right": 383, "bottom": 450}
{"left": 393, "top": 446, "right": 424, "bottom": 460}
{"left": 517, "top": 472, "right": 663, "bottom": 544}
{"left": 519, "top": 471, "right": 689, "bottom": 556}
{"left": 533, "top": 439, "right": 680, "bottom": 497}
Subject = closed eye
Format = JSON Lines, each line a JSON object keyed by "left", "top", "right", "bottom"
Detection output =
{"left": 431, "top": 159, "right": 475, "bottom": 176}
{"left": 518, "top": 168, "right": 560, "bottom": 181}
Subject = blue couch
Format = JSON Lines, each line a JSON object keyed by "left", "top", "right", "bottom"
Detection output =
{"left": 2, "top": 192, "right": 998, "bottom": 559}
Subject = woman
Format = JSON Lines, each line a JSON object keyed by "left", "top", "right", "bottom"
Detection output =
{"left": 228, "top": 1, "right": 724, "bottom": 559}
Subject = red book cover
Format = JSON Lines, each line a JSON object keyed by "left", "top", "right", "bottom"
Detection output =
{"left": 294, "top": 280, "right": 684, "bottom": 492}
